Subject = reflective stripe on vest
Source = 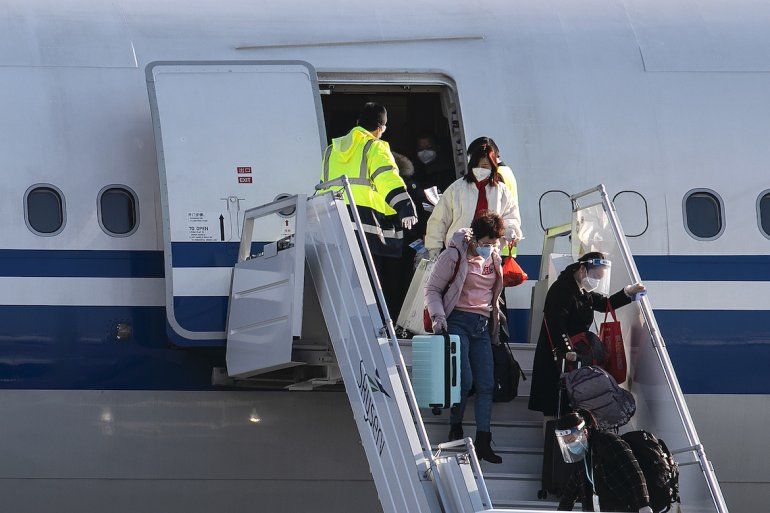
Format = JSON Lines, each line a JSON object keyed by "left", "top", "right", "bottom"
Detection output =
{"left": 387, "top": 191, "right": 411, "bottom": 208}
{"left": 322, "top": 139, "right": 375, "bottom": 187}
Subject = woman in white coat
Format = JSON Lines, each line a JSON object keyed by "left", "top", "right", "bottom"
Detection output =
{"left": 425, "top": 138, "right": 523, "bottom": 258}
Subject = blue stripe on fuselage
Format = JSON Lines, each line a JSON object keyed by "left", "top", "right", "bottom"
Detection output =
{"left": 2, "top": 249, "right": 769, "bottom": 281}
{"left": 0, "top": 304, "right": 767, "bottom": 394}
{"left": 0, "top": 249, "right": 164, "bottom": 278}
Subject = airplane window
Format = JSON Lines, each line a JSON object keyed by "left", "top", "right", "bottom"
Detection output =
{"left": 613, "top": 191, "right": 648, "bottom": 237}
{"left": 25, "top": 185, "right": 65, "bottom": 235}
{"left": 758, "top": 191, "right": 770, "bottom": 238}
{"left": 683, "top": 189, "right": 724, "bottom": 240}
{"left": 538, "top": 190, "right": 572, "bottom": 230}
{"left": 99, "top": 186, "right": 138, "bottom": 236}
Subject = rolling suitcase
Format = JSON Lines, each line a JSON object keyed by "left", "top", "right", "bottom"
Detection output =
{"left": 538, "top": 360, "right": 578, "bottom": 499}
{"left": 412, "top": 332, "right": 461, "bottom": 414}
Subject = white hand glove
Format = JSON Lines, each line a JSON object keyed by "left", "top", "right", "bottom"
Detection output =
{"left": 639, "top": 506, "right": 654, "bottom": 513}
{"left": 431, "top": 315, "right": 448, "bottom": 334}
{"left": 402, "top": 216, "right": 418, "bottom": 230}
{"left": 565, "top": 351, "right": 578, "bottom": 362}
{"left": 624, "top": 282, "right": 647, "bottom": 298}
{"left": 427, "top": 248, "right": 442, "bottom": 260}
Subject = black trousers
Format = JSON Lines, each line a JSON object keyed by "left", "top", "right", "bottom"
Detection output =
{"left": 372, "top": 253, "right": 405, "bottom": 322}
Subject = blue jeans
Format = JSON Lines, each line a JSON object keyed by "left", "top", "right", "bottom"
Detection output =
{"left": 447, "top": 310, "right": 494, "bottom": 432}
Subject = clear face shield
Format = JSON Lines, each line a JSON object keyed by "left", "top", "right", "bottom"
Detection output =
{"left": 581, "top": 258, "right": 611, "bottom": 296}
{"left": 555, "top": 422, "right": 589, "bottom": 463}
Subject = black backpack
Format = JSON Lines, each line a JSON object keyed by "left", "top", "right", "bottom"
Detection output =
{"left": 621, "top": 430, "right": 680, "bottom": 513}
{"left": 492, "top": 342, "right": 526, "bottom": 402}
{"left": 563, "top": 365, "right": 636, "bottom": 430}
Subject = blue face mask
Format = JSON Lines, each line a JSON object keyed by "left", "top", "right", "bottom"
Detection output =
{"left": 475, "top": 245, "right": 493, "bottom": 260}
{"left": 567, "top": 440, "right": 586, "bottom": 456}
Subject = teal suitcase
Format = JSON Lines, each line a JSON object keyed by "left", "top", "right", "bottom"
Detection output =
{"left": 412, "top": 332, "right": 461, "bottom": 413}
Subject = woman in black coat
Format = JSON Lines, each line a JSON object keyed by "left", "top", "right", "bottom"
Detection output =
{"left": 528, "top": 252, "right": 646, "bottom": 416}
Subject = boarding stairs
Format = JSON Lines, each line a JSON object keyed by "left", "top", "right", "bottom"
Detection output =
{"left": 223, "top": 179, "right": 729, "bottom": 513}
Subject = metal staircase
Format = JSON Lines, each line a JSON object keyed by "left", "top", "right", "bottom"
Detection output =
{"left": 223, "top": 180, "right": 729, "bottom": 513}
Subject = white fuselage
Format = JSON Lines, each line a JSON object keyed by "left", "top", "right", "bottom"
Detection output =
{"left": 0, "top": 1, "right": 768, "bottom": 512}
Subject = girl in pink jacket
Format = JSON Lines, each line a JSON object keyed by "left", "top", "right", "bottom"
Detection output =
{"left": 424, "top": 211, "right": 505, "bottom": 464}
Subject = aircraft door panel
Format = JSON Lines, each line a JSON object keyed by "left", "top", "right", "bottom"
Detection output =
{"left": 146, "top": 60, "right": 326, "bottom": 346}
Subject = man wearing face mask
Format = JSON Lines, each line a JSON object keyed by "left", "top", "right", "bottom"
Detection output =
{"left": 424, "top": 139, "right": 522, "bottom": 260}
{"left": 528, "top": 252, "right": 645, "bottom": 419}
{"left": 319, "top": 102, "right": 418, "bottom": 316}
{"left": 414, "top": 134, "right": 455, "bottom": 193}
{"left": 556, "top": 409, "right": 653, "bottom": 513}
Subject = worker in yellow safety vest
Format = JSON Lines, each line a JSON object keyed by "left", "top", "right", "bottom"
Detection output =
{"left": 318, "top": 102, "right": 418, "bottom": 315}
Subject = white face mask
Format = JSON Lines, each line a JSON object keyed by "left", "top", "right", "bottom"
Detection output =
{"left": 581, "top": 276, "right": 600, "bottom": 292}
{"left": 472, "top": 167, "right": 491, "bottom": 181}
{"left": 417, "top": 149, "right": 437, "bottom": 164}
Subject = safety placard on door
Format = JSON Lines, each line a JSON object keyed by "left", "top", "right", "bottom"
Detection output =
{"left": 186, "top": 211, "right": 224, "bottom": 242}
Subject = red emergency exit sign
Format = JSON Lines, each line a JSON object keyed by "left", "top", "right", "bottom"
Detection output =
{"left": 237, "top": 167, "right": 252, "bottom": 174}
{"left": 238, "top": 176, "right": 253, "bottom": 184}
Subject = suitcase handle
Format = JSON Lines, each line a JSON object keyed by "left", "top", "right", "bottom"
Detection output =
{"left": 442, "top": 330, "right": 452, "bottom": 408}
{"left": 442, "top": 329, "right": 458, "bottom": 389}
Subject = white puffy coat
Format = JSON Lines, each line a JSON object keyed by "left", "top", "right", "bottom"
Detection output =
{"left": 425, "top": 177, "right": 523, "bottom": 250}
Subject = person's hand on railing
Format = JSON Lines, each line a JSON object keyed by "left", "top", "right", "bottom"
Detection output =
{"left": 427, "top": 248, "right": 441, "bottom": 261}
{"left": 565, "top": 351, "right": 578, "bottom": 362}
{"left": 624, "top": 282, "right": 647, "bottom": 300}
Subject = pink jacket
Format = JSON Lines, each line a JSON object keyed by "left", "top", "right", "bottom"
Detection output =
{"left": 424, "top": 229, "right": 504, "bottom": 342}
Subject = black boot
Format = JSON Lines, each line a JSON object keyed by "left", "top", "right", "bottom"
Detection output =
{"left": 448, "top": 423, "right": 464, "bottom": 442}
{"left": 475, "top": 431, "right": 502, "bottom": 464}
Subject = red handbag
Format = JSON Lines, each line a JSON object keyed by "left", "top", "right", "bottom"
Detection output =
{"left": 502, "top": 244, "right": 527, "bottom": 287}
{"left": 423, "top": 249, "right": 461, "bottom": 332}
{"left": 599, "top": 300, "right": 627, "bottom": 384}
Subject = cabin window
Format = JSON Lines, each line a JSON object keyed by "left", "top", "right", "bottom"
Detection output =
{"left": 538, "top": 190, "right": 572, "bottom": 230}
{"left": 758, "top": 191, "right": 770, "bottom": 239}
{"left": 613, "top": 191, "right": 649, "bottom": 237}
{"left": 683, "top": 189, "right": 724, "bottom": 240}
{"left": 98, "top": 186, "right": 138, "bottom": 236}
{"left": 24, "top": 184, "right": 65, "bottom": 236}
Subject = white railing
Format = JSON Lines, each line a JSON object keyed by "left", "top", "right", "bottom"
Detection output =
{"left": 570, "top": 185, "right": 729, "bottom": 513}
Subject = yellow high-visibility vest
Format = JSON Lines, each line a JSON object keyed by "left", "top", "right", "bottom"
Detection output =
{"left": 319, "top": 126, "right": 413, "bottom": 219}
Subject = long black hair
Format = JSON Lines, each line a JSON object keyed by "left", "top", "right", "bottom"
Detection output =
{"left": 464, "top": 137, "right": 501, "bottom": 184}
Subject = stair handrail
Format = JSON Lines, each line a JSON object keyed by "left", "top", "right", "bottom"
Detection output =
{"left": 435, "top": 438, "right": 493, "bottom": 509}
{"left": 316, "top": 176, "right": 464, "bottom": 511}
{"left": 570, "top": 185, "right": 729, "bottom": 513}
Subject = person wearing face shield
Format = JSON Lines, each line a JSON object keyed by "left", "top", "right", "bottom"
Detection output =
{"left": 556, "top": 410, "right": 653, "bottom": 513}
{"left": 528, "top": 252, "right": 646, "bottom": 419}
{"left": 424, "top": 139, "right": 523, "bottom": 261}
{"left": 424, "top": 211, "right": 506, "bottom": 463}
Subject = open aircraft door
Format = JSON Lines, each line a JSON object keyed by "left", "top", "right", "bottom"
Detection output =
{"left": 146, "top": 61, "right": 327, "bottom": 346}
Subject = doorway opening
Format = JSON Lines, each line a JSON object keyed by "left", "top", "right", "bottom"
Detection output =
{"left": 319, "top": 82, "right": 465, "bottom": 193}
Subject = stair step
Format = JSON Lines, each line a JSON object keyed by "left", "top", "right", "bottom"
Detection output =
{"left": 420, "top": 397, "right": 541, "bottom": 423}
{"left": 507, "top": 342, "right": 536, "bottom": 369}
{"left": 423, "top": 419, "right": 543, "bottom": 447}
{"left": 398, "top": 340, "right": 536, "bottom": 372}
{"left": 492, "top": 499, "right": 560, "bottom": 510}
{"left": 434, "top": 445, "right": 543, "bottom": 474}
{"left": 483, "top": 472, "right": 543, "bottom": 503}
